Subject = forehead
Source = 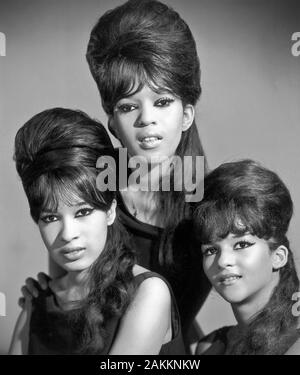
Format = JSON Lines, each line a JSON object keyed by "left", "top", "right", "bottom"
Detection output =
{"left": 41, "top": 188, "right": 87, "bottom": 213}
{"left": 123, "top": 83, "right": 173, "bottom": 99}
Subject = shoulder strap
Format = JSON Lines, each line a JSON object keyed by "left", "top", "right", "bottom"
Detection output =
{"left": 133, "top": 271, "right": 182, "bottom": 339}
{"left": 134, "top": 271, "right": 166, "bottom": 286}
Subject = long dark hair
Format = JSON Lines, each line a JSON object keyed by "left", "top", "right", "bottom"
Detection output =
{"left": 14, "top": 108, "right": 136, "bottom": 353}
{"left": 86, "top": 0, "right": 207, "bottom": 266}
{"left": 193, "top": 159, "right": 299, "bottom": 355}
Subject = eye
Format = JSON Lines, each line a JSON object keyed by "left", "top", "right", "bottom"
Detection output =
{"left": 40, "top": 215, "right": 58, "bottom": 224}
{"left": 155, "top": 97, "right": 175, "bottom": 107}
{"left": 202, "top": 246, "right": 218, "bottom": 257}
{"left": 234, "top": 240, "right": 255, "bottom": 250}
{"left": 116, "top": 103, "right": 137, "bottom": 113}
{"left": 75, "top": 208, "right": 94, "bottom": 218}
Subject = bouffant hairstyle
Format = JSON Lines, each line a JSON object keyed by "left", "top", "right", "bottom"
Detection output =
{"left": 14, "top": 108, "right": 136, "bottom": 353}
{"left": 87, "top": 0, "right": 207, "bottom": 266}
{"left": 193, "top": 160, "right": 300, "bottom": 354}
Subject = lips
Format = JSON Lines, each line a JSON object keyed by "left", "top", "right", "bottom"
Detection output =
{"left": 217, "top": 273, "right": 242, "bottom": 286}
{"left": 137, "top": 133, "right": 163, "bottom": 149}
{"left": 62, "top": 247, "right": 85, "bottom": 261}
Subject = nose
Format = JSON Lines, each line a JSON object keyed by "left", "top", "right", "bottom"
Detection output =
{"left": 217, "top": 248, "right": 235, "bottom": 269}
{"left": 135, "top": 102, "right": 156, "bottom": 128}
{"left": 59, "top": 217, "right": 79, "bottom": 243}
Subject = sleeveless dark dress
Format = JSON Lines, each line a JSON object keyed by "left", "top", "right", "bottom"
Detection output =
{"left": 28, "top": 272, "right": 186, "bottom": 355}
{"left": 117, "top": 192, "right": 211, "bottom": 335}
{"left": 198, "top": 326, "right": 232, "bottom": 355}
{"left": 198, "top": 326, "right": 300, "bottom": 355}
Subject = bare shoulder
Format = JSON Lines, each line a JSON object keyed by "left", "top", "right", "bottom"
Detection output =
{"left": 196, "top": 331, "right": 218, "bottom": 355}
{"left": 9, "top": 300, "right": 32, "bottom": 355}
{"left": 132, "top": 264, "right": 149, "bottom": 276}
{"left": 139, "top": 275, "right": 170, "bottom": 296}
{"left": 133, "top": 275, "right": 171, "bottom": 309}
{"left": 132, "top": 265, "right": 170, "bottom": 299}
{"left": 285, "top": 335, "right": 300, "bottom": 355}
{"left": 109, "top": 268, "right": 172, "bottom": 354}
{"left": 196, "top": 327, "right": 229, "bottom": 355}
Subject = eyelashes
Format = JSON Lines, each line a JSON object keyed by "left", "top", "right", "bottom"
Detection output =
{"left": 155, "top": 97, "right": 175, "bottom": 106}
{"left": 40, "top": 215, "right": 58, "bottom": 224}
{"left": 75, "top": 208, "right": 94, "bottom": 217}
{"left": 39, "top": 207, "right": 94, "bottom": 224}
{"left": 115, "top": 103, "right": 137, "bottom": 113}
{"left": 115, "top": 96, "right": 175, "bottom": 114}
{"left": 202, "top": 247, "right": 218, "bottom": 257}
{"left": 234, "top": 240, "right": 255, "bottom": 250}
{"left": 201, "top": 240, "right": 256, "bottom": 257}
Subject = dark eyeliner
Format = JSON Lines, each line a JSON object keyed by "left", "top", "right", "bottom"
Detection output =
{"left": 75, "top": 207, "right": 94, "bottom": 217}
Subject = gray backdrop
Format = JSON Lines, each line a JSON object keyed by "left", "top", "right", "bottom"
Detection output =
{"left": 0, "top": 0, "right": 299, "bottom": 354}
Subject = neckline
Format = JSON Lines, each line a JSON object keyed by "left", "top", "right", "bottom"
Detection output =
{"left": 117, "top": 190, "right": 163, "bottom": 232}
{"left": 44, "top": 286, "right": 81, "bottom": 313}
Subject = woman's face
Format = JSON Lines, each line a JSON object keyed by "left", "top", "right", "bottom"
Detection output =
{"left": 201, "top": 233, "right": 280, "bottom": 306}
{"left": 38, "top": 198, "right": 116, "bottom": 273}
{"left": 110, "top": 84, "right": 194, "bottom": 162}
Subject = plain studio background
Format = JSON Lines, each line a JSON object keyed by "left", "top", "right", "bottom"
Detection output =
{"left": 0, "top": 0, "right": 299, "bottom": 354}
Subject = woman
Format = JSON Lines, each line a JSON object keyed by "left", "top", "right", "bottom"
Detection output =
{"left": 193, "top": 160, "right": 300, "bottom": 354}
{"left": 86, "top": 0, "right": 210, "bottom": 336}
{"left": 23, "top": 0, "right": 211, "bottom": 343}
{"left": 10, "top": 108, "right": 184, "bottom": 354}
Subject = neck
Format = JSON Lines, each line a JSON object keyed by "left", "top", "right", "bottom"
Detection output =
{"left": 121, "top": 188, "right": 162, "bottom": 226}
{"left": 127, "top": 155, "right": 174, "bottom": 191}
{"left": 231, "top": 272, "right": 280, "bottom": 327}
{"left": 53, "top": 268, "right": 89, "bottom": 301}
{"left": 65, "top": 269, "right": 89, "bottom": 287}
{"left": 121, "top": 155, "right": 176, "bottom": 227}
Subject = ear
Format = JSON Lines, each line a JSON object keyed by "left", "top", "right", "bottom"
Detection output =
{"left": 271, "top": 245, "right": 289, "bottom": 270}
{"left": 108, "top": 116, "right": 120, "bottom": 140}
{"left": 182, "top": 104, "right": 195, "bottom": 132}
{"left": 106, "top": 199, "right": 117, "bottom": 226}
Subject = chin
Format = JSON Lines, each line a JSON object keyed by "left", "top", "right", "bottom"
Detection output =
{"left": 62, "top": 261, "right": 92, "bottom": 272}
{"left": 218, "top": 290, "right": 247, "bottom": 304}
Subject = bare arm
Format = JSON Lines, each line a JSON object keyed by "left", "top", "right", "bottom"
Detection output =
{"left": 285, "top": 337, "right": 300, "bottom": 355}
{"left": 109, "top": 277, "right": 172, "bottom": 355}
{"left": 8, "top": 299, "right": 32, "bottom": 355}
{"left": 196, "top": 335, "right": 226, "bottom": 355}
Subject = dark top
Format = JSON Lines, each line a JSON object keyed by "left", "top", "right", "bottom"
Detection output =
{"left": 117, "top": 193, "right": 211, "bottom": 335}
{"left": 28, "top": 272, "right": 186, "bottom": 355}
{"left": 198, "top": 326, "right": 300, "bottom": 355}
{"left": 198, "top": 326, "right": 232, "bottom": 355}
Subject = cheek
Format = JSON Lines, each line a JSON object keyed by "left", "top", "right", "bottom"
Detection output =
{"left": 86, "top": 216, "right": 108, "bottom": 249}
{"left": 169, "top": 107, "right": 185, "bottom": 127}
{"left": 91, "top": 227, "right": 107, "bottom": 246}
{"left": 241, "top": 251, "right": 273, "bottom": 278}
{"left": 39, "top": 224, "right": 59, "bottom": 250}
{"left": 203, "top": 257, "right": 215, "bottom": 282}
{"left": 115, "top": 116, "right": 134, "bottom": 135}
{"left": 116, "top": 124, "right": 136, "bottom": 150}
{"left": 166, "top": 115, "right": 184, "bottom": 146}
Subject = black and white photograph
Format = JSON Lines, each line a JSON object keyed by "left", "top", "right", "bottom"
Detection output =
{"left": 0, "top": 0, "right": 300, "bottom": 359}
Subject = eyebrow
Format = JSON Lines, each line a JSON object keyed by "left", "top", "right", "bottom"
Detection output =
{"left": 73, "top": 202, "right": 88, "bottom": 207}
{"left": 120, "top": 89, "right": 173, "bottom": 100}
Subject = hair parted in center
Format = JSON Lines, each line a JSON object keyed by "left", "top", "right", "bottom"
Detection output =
{"left": 87, "top": 0, "right": 207, "bottom": 267}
